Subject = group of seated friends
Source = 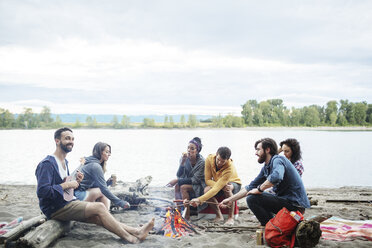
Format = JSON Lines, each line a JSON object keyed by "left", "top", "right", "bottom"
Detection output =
{"left": 35, "top": 127, "right": 309, "bottom": 244}
{"left": 167, "top": 136, "right": 308, "bottom": 226}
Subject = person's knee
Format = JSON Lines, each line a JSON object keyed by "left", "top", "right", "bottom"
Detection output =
{"left": 92, "top": 202, "right": 107, "bottom": 214}
{"left": 246, "top": 194, "right": 259, "bottom": 207}
{"left": 180, "top": 185, "right": 188, "bottom": 194}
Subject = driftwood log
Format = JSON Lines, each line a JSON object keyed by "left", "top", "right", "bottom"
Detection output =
{"left": 110, "top": 176, "right": 154, "bottom": 209}
{"left": 0, "top": 215, "right": 46, "bottom": 245}
{"left": 17, "top": 220, "right": 71, "bottom": 248}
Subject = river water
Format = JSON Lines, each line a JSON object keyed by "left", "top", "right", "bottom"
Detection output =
{"left": 0, "top": 129, "right": 371, "bottom": 188}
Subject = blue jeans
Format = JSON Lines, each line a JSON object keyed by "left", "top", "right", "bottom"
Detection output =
{"left": 246, "top": 192, "right": 302, "bottom": 226}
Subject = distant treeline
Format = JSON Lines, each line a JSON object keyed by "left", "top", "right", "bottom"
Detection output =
{"left": 1, "top": 99, "right": 371, "bottom": 129}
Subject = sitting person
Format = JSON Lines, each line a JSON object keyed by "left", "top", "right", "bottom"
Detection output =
{"left": 35, "top": 127, "right": 154, "bottom": 244}
{"left": 166, "top": 137, "right": 206, "bottom": 220}
{"left": 220, "top": 138, "right": 310, "bottom": 227}
{"left": 279, "top": 138, "right": 304, "bottom": 177}
{"left": 186, "top": 146, "right": 241, "bottom": 225}
{"left": 74, "top": 142, "right": 129, "bottom": 210}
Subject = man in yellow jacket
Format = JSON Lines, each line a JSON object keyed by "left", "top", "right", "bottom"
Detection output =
{"left": 187, "top": 147, "right": 241, "bottom": 225}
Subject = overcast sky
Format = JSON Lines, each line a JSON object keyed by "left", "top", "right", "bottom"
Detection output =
{"left": 0, "top": 0, "right": 371, "bottom": 115}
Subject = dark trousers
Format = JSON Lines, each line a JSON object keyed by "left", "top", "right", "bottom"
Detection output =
{"left": 246, "top": 192, "right": 301, "bottom": 226}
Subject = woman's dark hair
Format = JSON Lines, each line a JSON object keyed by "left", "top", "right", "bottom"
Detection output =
{"left": 255, "top": 138, "right": 278, "bottom": 156}
{"left": 216, "top": 146, "right": 231, "bottom": 160}
{"left": 92, "top": 142, "right": 111, "bottom": 169}
{"left": 280, "top": 138, "right": 302, "bottom": 164}
{"left": 189, "top": 137, "right": 203, "bottom": 153}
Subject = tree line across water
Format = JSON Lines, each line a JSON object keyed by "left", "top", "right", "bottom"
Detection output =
{"left": 1, "top": 99, "right": 372, "bottom": 129}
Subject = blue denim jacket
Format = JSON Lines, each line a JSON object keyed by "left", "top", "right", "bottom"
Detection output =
{"left": 245, "top": 155, "right": 310, "bottom": 208}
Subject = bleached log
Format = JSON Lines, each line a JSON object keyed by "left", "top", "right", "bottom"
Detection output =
{"left": 110, "top": 176, "right": 153, "bottom": 207}
{"left": 0, "top": 215, "right": 46, "bottom": 245}
{"left": 17, "top": 220, "right": 71, "bottom": 248}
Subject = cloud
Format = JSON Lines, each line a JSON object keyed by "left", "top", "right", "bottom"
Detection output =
{"left": 1, "top": 0, "right": 372, "bottom": 114}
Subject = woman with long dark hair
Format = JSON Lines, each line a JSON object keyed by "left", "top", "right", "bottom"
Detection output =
{"left": 74, "top": 142, "right": 129, "bottom": 209}
{"left": 279, "top": 138, "right": 304, "bottom": 177}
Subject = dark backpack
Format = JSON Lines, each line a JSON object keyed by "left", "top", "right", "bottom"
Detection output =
{"left": 265, "top": 207, "right": 303, "bottom": 248}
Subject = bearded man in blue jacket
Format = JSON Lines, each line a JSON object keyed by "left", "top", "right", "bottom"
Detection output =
{"left": 35, "top": 127, "right": 154, "bottom": 243}
{"left": 220, "top": 138, "right": 310, "bottom": 226}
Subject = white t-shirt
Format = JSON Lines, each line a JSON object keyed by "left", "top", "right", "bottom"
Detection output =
{"left": 52, "top": 155, "right": 68, "bottom": 180}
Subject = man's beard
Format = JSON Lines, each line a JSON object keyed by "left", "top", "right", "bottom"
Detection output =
{"left": 257, "top": 152, "right": 266, "bottom": 164}
{"left": 60, "top": 143, "right": 73, "bottom": 153}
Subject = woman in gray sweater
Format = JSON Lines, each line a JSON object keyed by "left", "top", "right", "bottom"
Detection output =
{"left": 166, "top": 137, "right": 206, "bottom": 220}
{"left": 74, "top": 142, "right": 129, "bottom": 210}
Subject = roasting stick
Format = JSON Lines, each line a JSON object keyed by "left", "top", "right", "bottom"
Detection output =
{"left": 173, "top": 199, "right": 232, "bottom": 208}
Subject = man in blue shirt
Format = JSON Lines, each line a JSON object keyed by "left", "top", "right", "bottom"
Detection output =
{"left": 220, "top": 138, "right": 310, "bottom": 226}
{"left": 35, "top": 127, "right": 154, "bottom": 243}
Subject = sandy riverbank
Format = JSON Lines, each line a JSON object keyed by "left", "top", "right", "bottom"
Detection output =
{"left": 1, "top": 185, "right": 371, "bottom": 247}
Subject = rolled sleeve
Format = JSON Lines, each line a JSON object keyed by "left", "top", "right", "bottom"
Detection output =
{"left": 246, "top": 167, "right": 266, "bottom": 191}
{"left": 267, "top": 160, "right": 285, "bottom": 184}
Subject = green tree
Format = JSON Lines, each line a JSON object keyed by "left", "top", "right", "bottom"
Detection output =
{"left": 74, "top": 118, "right": 82, "bottom": 128}
{"left": 366, "top": 104, "right": 372, "bottom": 125}
{"left": 121, "top": 115, "right": 130, "bottom": 128}
{"left": 231, "top": 116, "right": 244, "bottom": 127}
{"left": 241, "top": 100, "right": 257, "bottom": 125}
{"left": 143, "top": 118, "right": 155, "bottom": 128}
{"left": 54, "top": 115, "right": 63, "bottom": 128}
{"left": 290, "top": 108, "right": 301, "bottom": 126}
{"left": 0, "top": 108, "right": 15, "bottom": 128}
{"left": 253, "top": 108, "right": 264, "bottom": 126}
{"left": 180, "top": 115, "right": 186, "bottom": 128}
{"left": 163, "top": 115, "right": 169, "bottom": 128}
{"left": 111, "top": 115, "right": 120, "bottom": 128}
{"left": 325, "top": 101, "right": 338, "bottom": 125}
{"left": 353, "top": 102, "right": 367, "bottom": 125}
{"left": 17, "top": 108, "right": 39, "bottom": 128}
{"left": 188, "top": 115, "right": 198, "bottom": 128}
{"left": 223, "top": 115, "right": 233, "bottom": 128}
{"left": 86, "top": 116, "right": 98, "bottom": 128}
{"left": 39, "top": 106, "right": 54, "bottom": 127}
{"left": 211, "top": 115, "right": 224, "bottom": 128}
{"left": 169, "top": 116, "right": 175, "bottom": 128}
{"left": 301, "top": 106, "right": 320, "bottom": 127}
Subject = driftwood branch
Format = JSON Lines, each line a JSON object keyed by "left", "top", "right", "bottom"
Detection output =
{"left": 203, "top": 225, "right": 259, "bottom": 233}
{"left": 0, "top": 215, "right": 46, "bottom": 245}
{"left": 326, "top": 199, "right": 371, "bottom": 203}
{"left": 110, "top": 176, "right": 153, "bottom": 209}
{"left": 18, "top": 220, "right": 71, "bottom": 248}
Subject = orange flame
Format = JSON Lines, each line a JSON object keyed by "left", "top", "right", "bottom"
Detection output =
{"left": 161, "top": 208, "right": 196, "bottom": 238}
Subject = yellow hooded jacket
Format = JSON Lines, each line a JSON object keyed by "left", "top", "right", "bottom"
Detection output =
{"left": 198, "top": 154, "right": 241, "bottom": 203}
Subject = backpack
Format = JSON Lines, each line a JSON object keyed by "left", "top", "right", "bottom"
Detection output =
{"left": 265, "top": 207, "right": 303, "bottom": 248}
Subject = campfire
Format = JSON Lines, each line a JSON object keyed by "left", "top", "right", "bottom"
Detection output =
{"left": 160, "top": 207, "right": 197, "bottom": 238}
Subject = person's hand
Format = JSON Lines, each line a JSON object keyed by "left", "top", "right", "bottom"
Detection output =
{"left": 180, "top": 152, "right": 188, "bottom": 165}
{"left": 278, "top": 147, "right": 283, "bottom": 154}
{"left": 189, "top": 198, "right": 201, "bottom": 207}
{"left": 219, "top": 198, "right": 232, "bottom": 209}
{"left": 248, "top": 188, "right": 261, "bottom": 195}
{"left": 120, "top": 200, "right": 131, "bottom": 209}
{"left": 183, "top": 199, "right": 190, "bottom": 207}
{"left": 222, "top": 183, "right": 233, "bottom": 193}
{"left": 79, "top": 157, "right": 86, "bottom": 165}
{"left": 75, "top": 170, "right": 84, "bottom": 183}
{"left": 69, "top": 180, "right": 80, "bottom": 189}
{"left": 166, "top": 179, "right": 178, "bottom": 187}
